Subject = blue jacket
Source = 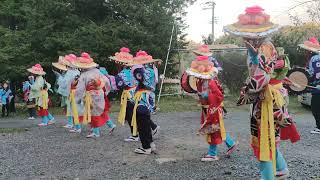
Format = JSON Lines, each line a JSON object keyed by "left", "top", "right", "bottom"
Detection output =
{"left": 0, "top": 88, "right": 12, "bottom": 105}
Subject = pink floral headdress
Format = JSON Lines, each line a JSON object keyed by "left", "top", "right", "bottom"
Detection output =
{"left": 223, "top": 6, "right": 279, "bottom": 38}
{"left": 65, "top": 54, "right": 77, "bottom": 63}
{"left": 303, "top": 37, "right": 320, "bottom": 51}
{"left": 72, "top": 52, "right": 98, "bottom": 69}
{"left": 27, "top": 64, "right": 46, "bottom": 75}
{"left": 132, "top": 50, "right": 161, "bottom": 65}
{"left": 193, "top": 44, "right": 212, "bottom": 56}
{"left": 186, "top": 56, "right": 217, "bottom": 79}
{"left": 109, "top": 47, "right": 134, "bottom": 66}
{"left": 52, "top": 56, "right": 68, "bottom": 71}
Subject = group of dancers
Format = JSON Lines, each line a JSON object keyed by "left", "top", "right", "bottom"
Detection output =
{"left": 21, "top": 5, "right": 305, "bottom": 180}
{"left": 24, "top": 48, "right": 161, "bottom": 154}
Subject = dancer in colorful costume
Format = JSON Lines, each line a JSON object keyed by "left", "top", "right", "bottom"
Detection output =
{"left": 299, "top": 37, "right": 320, "bottom": 134}
{"left": 192, "top": 44, "right": 228, "bottom": 115}
{"left": 52, "top": 56, "right": 70, "bottom": 127}
{"left": 99, "top": 67, "right": 116, "bottom": 134}
{"left": 23, "top": 76, "right": 36, "bottom": 119}
{"left": 182, "top": 55, "right": 237, "bottom": 161}
{"left": 224, "top": 6, "right": 300, "bottom": 179}
{"left": 27, "top": 64, "right": 55, "bottom": 126}
{"left": 127, "top": 50, "right": 160, "bottom": 154}
{"left": 72, "top": 52, "right": 109, "bottom": 138}
{"left": 142, "top": 59, "right": 161, "bottom": 137}
{"left": 55, "top": 54, "right": 81, "bottom": 130}
{"left": 0, "top": 82, "right": 13, "bottom": 117}
{"left": 193, "top": 45, "right": 223, "bottom": 71}
{"left": 108, "top": 47, "right": 138, "bottom": 141}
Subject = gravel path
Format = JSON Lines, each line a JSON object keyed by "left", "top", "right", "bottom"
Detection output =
{"left": 0, "top": 110, "right": 319, "bottom": 180}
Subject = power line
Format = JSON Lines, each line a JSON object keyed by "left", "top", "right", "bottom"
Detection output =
{"left": 273, "top": 0, "right": 319, "bottom": 19}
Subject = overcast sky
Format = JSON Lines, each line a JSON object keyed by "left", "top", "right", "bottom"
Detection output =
{"left": 185, "top": 0, "right": 304, "bottom": 42}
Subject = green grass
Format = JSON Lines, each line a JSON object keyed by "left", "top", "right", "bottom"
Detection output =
{"left": 0, "top": 128, "right": 25, "bottom": 133}
{"left": 157, "top": 96, "right": 200, "bottom": 113}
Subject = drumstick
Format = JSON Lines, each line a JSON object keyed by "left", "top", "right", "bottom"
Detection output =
{"left": 289, "top": 79, "right": 317, "bottom": 89}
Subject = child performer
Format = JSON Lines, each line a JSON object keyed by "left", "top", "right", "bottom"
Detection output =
{"left": 37, "top": 83, "right": 51, "bottom": 125}
{"left": 27, "top": 64, "right": 55, "bottom": 126}
{"left": 192, "top": 45, "right": 227, "bottom": 115}
{"left": 108, "top": 47, "right": 138, "bottom": 141}
{"left": 1, "top": 82, "right": 13, "bottom": 117}
{"left": 224, "top": 6, "right": 300, "bottom": 179}
{"left": 52, "top": 56, "right": 69, "bottom": 127}
{"left": 182, "top": 56, "right": 238, "bottom": 161}
{"left": 72, "top": 52, "right": 109, "bottom": 138}
{"left": 23, "top": 76, "right": 36, "bottom": 119}
{"left": 129, "top": 50, "right": 160, "bottom": 155}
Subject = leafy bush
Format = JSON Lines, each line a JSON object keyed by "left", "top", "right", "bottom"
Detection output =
{"left": 216, "top": 52, "right": 247, "bottom": 93}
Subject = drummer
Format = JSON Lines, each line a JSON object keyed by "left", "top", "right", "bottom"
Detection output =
{"left": 192, "top": 45, "right": 227, "bottom": 115}
{"left": 302, "top": 37, "right": 320, "bottom": 134}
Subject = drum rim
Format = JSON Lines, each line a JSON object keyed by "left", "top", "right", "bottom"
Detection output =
{"left": 181, "top": 71, "right": 197, "bottom": 94}
{"left": 286, "top": 67, "right": 311, "bottom": 94}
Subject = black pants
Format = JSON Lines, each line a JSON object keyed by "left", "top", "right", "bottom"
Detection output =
{"left": 126, "top": 101, "right": 135, "bottom": 136}
{"left": 126, "top": 101, "right": 158, "bottom": 136}
{"left": 136, "top": 105, "right": 153, "bottom": 149}
{"left": 28, "top": 108, "right": 36, "bottom": 118}
{"left": 10, "top": 97, "right": 16, "bottom": 113}
{"left": 311, "top": 94, "right": 320, "bottom": 129}
{"left": 2, "top": 104, "right": 9, "bottom": 117}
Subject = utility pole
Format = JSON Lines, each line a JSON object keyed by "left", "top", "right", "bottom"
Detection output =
{"left": 203, "top": 1, "right": 216, "bottom": 44}
{"left": 211, "top": 1, "right": 215, "bottom": 44}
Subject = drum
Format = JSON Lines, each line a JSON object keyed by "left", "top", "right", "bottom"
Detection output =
{"left": 181, "top": 71, "right": 197, "bottom": 93}
{"left": 286, "top": 67, "right": 310, "bottom": 94}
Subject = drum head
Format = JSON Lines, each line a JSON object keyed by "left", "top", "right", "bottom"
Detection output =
{"left": 287, "top": 68, "right": 310, "bottom": 94}
{"left": 189, "top": 76, "right": 197, "bottom": 92}
{"left": 181, "top": 71, "right": 197, "bottom": 93}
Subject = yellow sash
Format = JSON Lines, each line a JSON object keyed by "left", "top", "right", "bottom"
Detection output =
{"left": 131, "top": 90, "right": 149, "bottom": 136}
{"left": 69, "top": 89, "right": 80, "bottom": 125}
{"left": 82, "top": 91, "right": 92, "bottom": 124}
{"left": 260, "top": 83, "right": 285, "bottom": 174}
{"left": 219, "top": 110, "right": 226, "bottom": 141}
{"left": 40, "top": 90, "right": 48, "bottom": 109}
{"left": 118, "top": 89, "right": 132, "bottom": 125}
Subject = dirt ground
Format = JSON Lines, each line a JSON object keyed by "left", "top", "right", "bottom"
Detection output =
{"left": 0, "top": 110, "right": 320, "bottom": 180}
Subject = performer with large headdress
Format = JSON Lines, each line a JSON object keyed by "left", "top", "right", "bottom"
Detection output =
{"left": 298, "top": 37, "right": 320, "bottom": 134}
{"left": 53, "top": 54, "right": 81, "bottom": 130}
{"left": 27, "top": 64, "right": 55, "bottom": 126}
{"left": 182, "top": 55, "right": 238, "bottom": 161}
{"left": 108, "top": 48, "right": 160, "bottom": 142}
{"left": 108, "top": 47, "right": 138, "bottom": 141}
{"left": 224, "top": 6, "right": 300, "bottom": 179}
{"left": 71, "top": 52, "right": 109, "bottom": 138}
{"left": 192, "top": 44, "right": 228, "bottom": 115}
{"left": 129, "top": 50, "right": 161, "bottom": 155}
